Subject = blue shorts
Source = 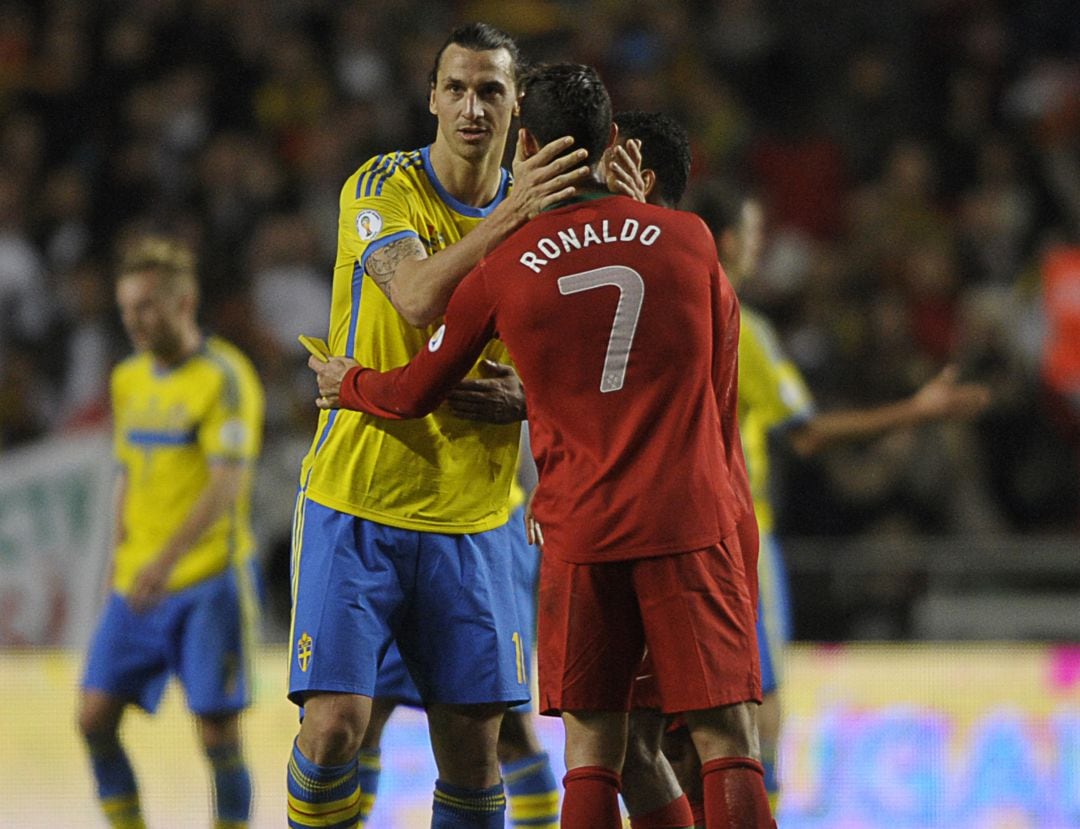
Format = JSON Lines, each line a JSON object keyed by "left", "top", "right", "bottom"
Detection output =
{"left": 82, "top": 563, "right": 258, "bottom": 716}
{"left": 756, "top": 532, "right": 792, "bottom": 695}
{"left": 288, "top": 494, "right": 530, "bottom": 707}
{"left": 375, "top": 506, "right": 539, "bottom": 710}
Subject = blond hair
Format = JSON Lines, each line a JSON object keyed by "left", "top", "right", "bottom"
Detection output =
{"left": 117, "top": 236, "right": 198, "bottom": 298}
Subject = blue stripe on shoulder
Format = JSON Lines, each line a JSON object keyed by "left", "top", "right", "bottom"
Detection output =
{"left": 355, "top": 154, "right": 386, "bottom": 199}
{"left": 364, "top": 155, "right": 394, "bottom": 199}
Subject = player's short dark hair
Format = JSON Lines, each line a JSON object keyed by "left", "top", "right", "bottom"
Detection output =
{"left": 691, "top": 182, "right": 749, "bottom": 237}
{"left": 519, "top": 63, "right": 612, "bottom": 164}
{"left": 429, "top": 22, "right": 523, "bottom": 88}
{"left": 613, "top": 111, "right": 692, "bottom": 207}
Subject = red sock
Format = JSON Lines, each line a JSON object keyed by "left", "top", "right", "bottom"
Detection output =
{"left": 630, "top": 793, "right": 696, "bottom": 828}
{"left": 700, "top": 757, "right": 775, "bottom": 829}
{"left": 561, "top": 766, "right": 622, "bottom": 829}
{"left": 689, "top": 798, "right": 705, "bottom": 828}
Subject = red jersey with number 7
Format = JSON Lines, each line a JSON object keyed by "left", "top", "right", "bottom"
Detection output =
{"left": 339, "top": 193, "right": 753, "bottom": 565}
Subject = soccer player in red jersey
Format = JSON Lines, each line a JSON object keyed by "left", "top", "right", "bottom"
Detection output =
{"left": 309, "top": 63, "right": 775, "bottom": 829}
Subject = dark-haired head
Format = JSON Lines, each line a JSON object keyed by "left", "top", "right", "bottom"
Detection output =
{"left": 613, "top": 111, "right": 691, "bottom": 208}
{"left": 429, "top": 22, "right": 523, "bottom": 89}
{"left": 691, "top": 183, "right": 749, "bottom": 238}
{"left": 519, "top": 63, "right": 612, "bottom": 166}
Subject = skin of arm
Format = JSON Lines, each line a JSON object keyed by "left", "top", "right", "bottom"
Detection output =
{"left": 309, "top": 260, "right": 499, "bottom": 418}
{"left": 103, "top": 471, "right": 128, "bottom": 590}
{"left": 787, "top": 365, "right": 991, "bottom": 458}
{"left": 367, "top": 134, "right": 588, "bottom": 327}
{"left": 128, "top": 461, "right": 248, "bottom": 612}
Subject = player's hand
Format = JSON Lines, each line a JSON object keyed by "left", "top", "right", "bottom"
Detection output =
{"left": 509, "top": 132, "right": 590, "bottom": 220}
{"left": 308, "top": 355, "right": 359, "bottom": 409}
{"left": 447, "top": 360, "right": 526, "bottom": 424}
{"left": 129, "top": 557, "right": 172, "bottom": 613}
{"left": 911, "top": 365, "right": 991, "bottom": 421}
{"left": 602, "top": 138, "right": 646, "bottom": 202}
{"left": 524, "top": 488, "right": 544, "bottom": 548}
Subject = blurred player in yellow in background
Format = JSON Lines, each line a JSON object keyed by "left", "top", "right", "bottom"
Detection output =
{"left": 78, "top": 236, "right": 265, "bottom": 829}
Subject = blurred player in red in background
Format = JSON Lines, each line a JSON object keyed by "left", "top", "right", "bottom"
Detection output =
{"left": 309, "top": 63, "right": 775, "bottom": 829}
{"left": 609, "top": 112, "right": 990, "bottom": 826}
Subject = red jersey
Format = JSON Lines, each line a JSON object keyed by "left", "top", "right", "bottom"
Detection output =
{"left": 340, "top": 193, "right": 753, "bottom": 564}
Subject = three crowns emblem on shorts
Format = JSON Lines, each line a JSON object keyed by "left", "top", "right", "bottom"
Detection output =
{"left": 297, "top": 632, "right": 313, "bottom": 673}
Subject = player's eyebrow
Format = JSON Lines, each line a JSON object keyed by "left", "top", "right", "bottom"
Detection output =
{"left": 442, "top": 74, "right": 508, "bottom": 94}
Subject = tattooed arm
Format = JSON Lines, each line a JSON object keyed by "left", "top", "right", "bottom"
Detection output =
{"left": 366, "top": 236, "right": 431, "bottom": 323}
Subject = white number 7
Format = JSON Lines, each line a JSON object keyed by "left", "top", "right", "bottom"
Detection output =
{"left": 558, "top": 266, "right": 644, "bottom": 393}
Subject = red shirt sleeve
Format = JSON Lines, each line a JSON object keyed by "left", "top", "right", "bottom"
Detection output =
{"left": 337, "top": 264, "right": 499, "bottom": 418}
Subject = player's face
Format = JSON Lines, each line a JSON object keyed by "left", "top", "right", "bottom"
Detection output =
{"left": 725, "top": 199, "right": 765, "bottom": 288}
{"left": 736, "top": 199, "right": 765, "bottom": 280}
{"left": 116, "top": 270, "right": 191, "bottom": 361}
{"left": 429, "top": 44, "right": 517, "bottom": 163}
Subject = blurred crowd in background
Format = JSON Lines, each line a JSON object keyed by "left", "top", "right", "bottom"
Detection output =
{"left": 1, "top": 0, "right": 1079, "bottom": 632}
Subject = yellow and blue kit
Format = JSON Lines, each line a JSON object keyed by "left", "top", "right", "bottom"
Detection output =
{"left": 738, "top": 307, "right": 815, "bottom": 694}
{"left": 82, "top": 335, "right": 264, "bottom": 714}
{"left": 289, "top": 145, "right": 527, "bottom": 710}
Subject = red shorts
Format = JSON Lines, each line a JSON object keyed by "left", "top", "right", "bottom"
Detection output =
{"left": 538, "top": 537, "right": 761, "bottom": 716}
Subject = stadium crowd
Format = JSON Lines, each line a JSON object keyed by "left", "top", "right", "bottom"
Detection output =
{"left": 1, "top": 0, "right": 1078, "bottom": 637}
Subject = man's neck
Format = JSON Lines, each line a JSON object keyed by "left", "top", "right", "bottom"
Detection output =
{"left": 428, "top": 141, "right": 504, "bottom": 207}
{"left": 153, "top": 325, "right": 203, "bottom": 369}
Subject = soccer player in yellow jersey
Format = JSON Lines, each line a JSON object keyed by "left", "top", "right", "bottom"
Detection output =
{"left": 286, "top": 23, "right": 588, "bottom": 829}
{"left": 78, "top": 236, "right": 264, "bottom": 829}
{"left": 699, "top": 189, "right": 989, "bottom": 816}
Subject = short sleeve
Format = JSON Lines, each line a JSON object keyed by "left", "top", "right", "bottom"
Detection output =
{"left": 198, "top": 360, "right": 261, "bottom": 463}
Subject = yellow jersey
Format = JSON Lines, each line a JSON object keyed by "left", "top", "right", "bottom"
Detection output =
{"left": 737, "top": 307, "right": 815, "bottom": 534}
{"left": 110, "top": 336, "right": 264, "bottom": 593}
{"left": 300, "top": 145, "right": 521, "bottom": 532}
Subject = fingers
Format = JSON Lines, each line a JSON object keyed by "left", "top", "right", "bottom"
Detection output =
{"left": 525, "top": 149, "right": 589, "bottom": 192}
{"left": 513, "top": 128, "right": 527, "bottom": 165}
{"left": 526, "top": 517, "right": 544, "bottom": 548}
{"left": 605, "top": 141, "right": 646, "bottom": 201}
{"left": 478, "top": 359, "right": 514, "bottom": 377}
{"left": 527, "top": 135, "right": 577, "bottom": 166}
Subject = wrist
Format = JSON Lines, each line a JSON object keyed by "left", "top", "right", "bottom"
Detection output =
{"left": 338, "top": 365, "right": 365, "bottom": 410}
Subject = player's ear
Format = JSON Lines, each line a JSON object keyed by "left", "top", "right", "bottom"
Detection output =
{"left": 429, "top": 83, "right": 437, "bottom": 115}
{"left": 521, "top": 128, "right": 541, "bottom": 159}
{"left": 513, "top": 90, "right": 522, "bottom": 119}
{"left": 642, "top": 168, "right": 657, "bottom": 199}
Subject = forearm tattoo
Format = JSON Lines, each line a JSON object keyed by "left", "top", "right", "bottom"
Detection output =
{"left": 366, "top": 236, "right": 426, "bottom": 302}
